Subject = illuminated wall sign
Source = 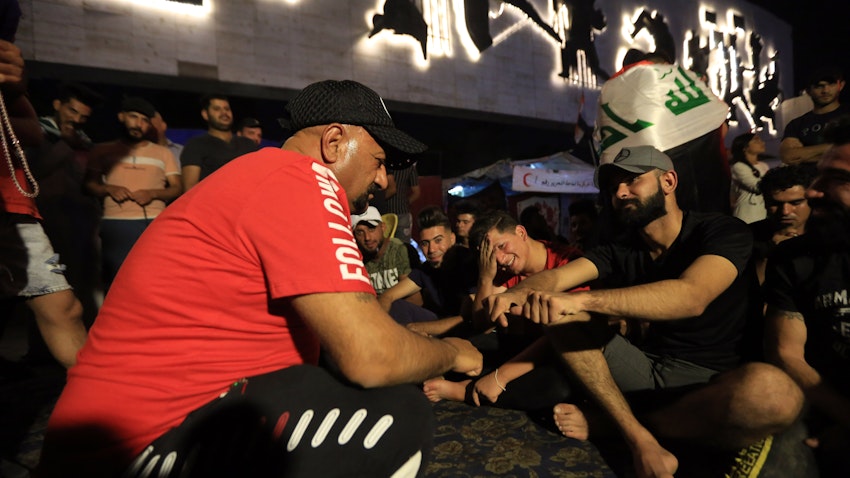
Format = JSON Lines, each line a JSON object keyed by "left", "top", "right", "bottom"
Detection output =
{"left": 369, "top": 0, "right": 610, "bottom": 86}
{"left": 618, "top": 5, "right": 782, "bottom": 134}
{"left": 423, "top": 0, "right": 453, "bottom": 57}
{"left": 554, "top": 0, "right": 609, "bottom": 86}
{"left": 369, "top": 1, "right": 785, "bottom": 135}
{"left": 470, "top": 0, "right": 562, "bottom": 52}
{"left": 628, "top": 9, "right": 675, "bottom": 61}
{"left": 19, "top": 0, "right": 789, "bottom": 130}
{"left": 369, "top": 0, "right": 429, "bottom": 58}
{"left": 112, "top": 0, "right": 211, "bottom": 16}
{"left": 689, "top": 8, "right": 782, "bottom": 134}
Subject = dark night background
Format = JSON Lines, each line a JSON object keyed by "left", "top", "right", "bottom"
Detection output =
{"left": 748, "top": 0, "right": 850, "bottom": 96}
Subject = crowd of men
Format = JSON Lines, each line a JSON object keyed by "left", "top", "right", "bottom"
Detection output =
{"left": 2, "top": 14, "right": 850, "bottom": 476}
{"left": 10, "top": 86, "right": 266, "bottom": 322}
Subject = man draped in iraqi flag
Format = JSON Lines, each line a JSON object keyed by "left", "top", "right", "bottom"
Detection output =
{"left": 597, "top": 62, "right": 731, "bottom": 214}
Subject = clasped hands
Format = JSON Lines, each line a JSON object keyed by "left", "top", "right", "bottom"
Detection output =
{"left": 485, "top": 289, "right": 589, "bottom": 327}
{"left": 106, "top": 185, "right": 156, "bottom": 206}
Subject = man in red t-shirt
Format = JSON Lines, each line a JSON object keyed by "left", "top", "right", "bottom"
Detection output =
{"left": 40, "top": 80, "right": 482, "bottom": 478}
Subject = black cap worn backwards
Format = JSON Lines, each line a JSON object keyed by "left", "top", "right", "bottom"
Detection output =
{"left": 807, "top": 66, "right": 844, "bottom": 87}
{"left": 120, "top": 97, "right": 156, "bottom": 119}
{"left": 279, "top": 80, "right": 427, "bottom": 170}
{"left": 237, "top": 117, "right": 261, "bottom": 129}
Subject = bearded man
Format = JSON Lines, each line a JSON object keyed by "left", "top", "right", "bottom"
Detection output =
{"left": 486, "top": 145, "right": 803, "bottom": 478}
{"left": 84, "top": 97, "right": 182, "bottom": 290}
{"left": 42, "top": 81, "right": 481, "bottom": 478}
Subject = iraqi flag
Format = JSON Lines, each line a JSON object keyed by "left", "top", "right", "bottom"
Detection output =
{"left": 597, "top": 63, "right": 728, "bottom": 163}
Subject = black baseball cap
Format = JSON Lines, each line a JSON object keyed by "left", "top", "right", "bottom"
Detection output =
{"left": 807, "top": 66, "right": 844, "bottom": 87}
{"left": 279, "top": 80, "right": 427, "bottom": 170}
{"left": 237, "top": 117, "right": 261, "bottom": 129}
{"left": 120, "top": 97, "right": 156, "bottom": 119}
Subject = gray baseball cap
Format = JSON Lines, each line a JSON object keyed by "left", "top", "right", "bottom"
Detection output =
{"left": 594, "top": 145, "right": 674, "bottom": 188}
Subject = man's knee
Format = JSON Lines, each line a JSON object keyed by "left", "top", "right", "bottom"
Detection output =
{"left": 722, "top": 362, "right": 804, "bottom": 429}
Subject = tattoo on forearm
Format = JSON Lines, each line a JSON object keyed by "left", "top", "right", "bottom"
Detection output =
{"left": 355, "top": 292, "right": 374, "bottom": 303}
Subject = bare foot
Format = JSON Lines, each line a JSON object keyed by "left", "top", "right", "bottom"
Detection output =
{"left": 630, "top": 439, "right": 678, "bottom": 478}
{"left": 422, "top": 378, "right": 471, "bottom": 403}
{"left": 552, "top": 403, "right": 590, "bottom": 440}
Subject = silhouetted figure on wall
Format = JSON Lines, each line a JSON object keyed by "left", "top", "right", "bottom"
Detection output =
{"left": 370, "top": 0, "right": 428, "bottom": 59}
{"left": 464, "top": 0, "right": 492, "bottom": 51}
{"left": 464, "top": 0, "right": 561, "bottom": 53}
{"left": 720, "top": 33, "right": 751, "bottom": 124}
{"left": 748, "top": 33, "right": 782, "bottom": 132}
{"left": 631, "top": 10, "right": 675, "bottom": 63}
{"left": 686, "top": 30, "right": 710, "bottom": 79}
{"left": 505, "top": 0, "right": 561, "bottom": 44}
{"left": 554, "top": 0, "right": 609, "bottom": 81}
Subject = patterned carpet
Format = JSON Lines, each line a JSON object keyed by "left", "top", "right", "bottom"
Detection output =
{"left": 426, "top": 398, "right": 824, "bottom": 478}
{"left": 0, "top": 364, "right": 824, "bottom": 478}
{"left": 427, "top": 400, "right": 617, "bottom": 477}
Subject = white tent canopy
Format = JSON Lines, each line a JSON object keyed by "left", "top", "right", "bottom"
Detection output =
{"left": 444, "top": 151, "right": 598, "bottom": 198}
{"left": 511, "top": 151, "right": 598, "bottom": 194}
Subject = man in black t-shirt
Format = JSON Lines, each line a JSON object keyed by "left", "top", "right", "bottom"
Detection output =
{"left": 180, "top": 94, "right": 257, "bottom": 191}
{"left": 749, "top": 165, "right": 815, "bottom": 284}
{"left": 378, "top": 206, "right": 477, "bottom": 320}
{"left": 781, "top": 67, "right": 848, "bottom": 170}
{"left": 765, "top": 120, "right": 850, "bottom": 476}
{"left": 487, "top": 146, "right": 803, "bottom": 478}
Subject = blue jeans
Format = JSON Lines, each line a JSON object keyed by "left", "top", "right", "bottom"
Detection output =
{"left": 100, "top": 218, "right": 150, "bottom": 291}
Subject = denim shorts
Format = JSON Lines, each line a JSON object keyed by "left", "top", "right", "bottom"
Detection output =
{"left": 0, "top": 218, "right": 71, "bottom": 298}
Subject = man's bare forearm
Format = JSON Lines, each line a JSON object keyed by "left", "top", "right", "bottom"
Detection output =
{"left": 767, "top": 309, "right": 850, "bottom": 429}
{"left": 408, "top": 316, "right": 464, "bottom": 337}
{"left": 578, "top": 280, "right": 709, "bottom": 321}
{"left": 780, "top": 143, "right": 830, "bottom": 165}
{"left": 293, "top": 292, "right": 480, "bottom": 387}
{"left": 153, "top": 181, "right": 182, "bottom": 202}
